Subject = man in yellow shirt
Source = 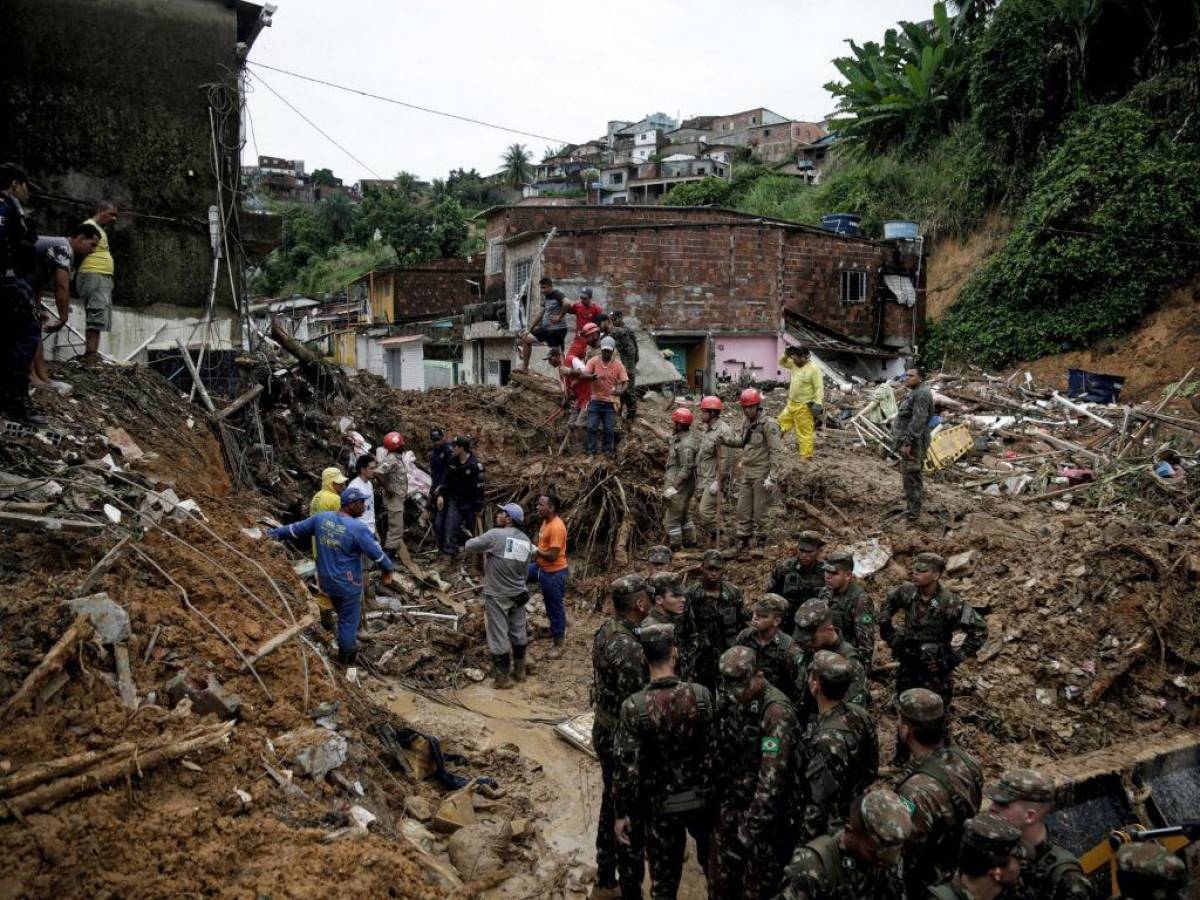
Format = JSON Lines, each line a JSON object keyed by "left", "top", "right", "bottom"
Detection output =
{"left": 777, "top": 344, "right": 824, "bottom": 459}
{"left": 77, "top": 200, "right": 118, "bottom": 364}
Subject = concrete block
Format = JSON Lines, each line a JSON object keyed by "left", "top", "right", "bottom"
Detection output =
{"left": 67, "top": 592, "right": 130, "bottom": 644}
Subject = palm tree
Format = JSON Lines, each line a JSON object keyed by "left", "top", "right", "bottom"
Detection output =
{"left": 394, "top": 170, "right": 420, "bottom": 202}
{"left": 502, "top": 144, "right": 532, "bottom": 190}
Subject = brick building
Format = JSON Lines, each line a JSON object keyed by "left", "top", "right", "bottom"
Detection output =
{"left": 475, "top": 205, "right": 923, "bottom": 388}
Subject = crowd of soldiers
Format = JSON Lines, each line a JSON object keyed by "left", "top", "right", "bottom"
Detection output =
{"left": 587, "top": 539, "right": 1190, "bottom": 899}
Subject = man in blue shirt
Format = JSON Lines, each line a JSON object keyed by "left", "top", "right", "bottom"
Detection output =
{"left": 428, "top": 427, "right": 454, "bottom": 494}
{"left": 268, "top": 485, "right": 395, "bottom": 665}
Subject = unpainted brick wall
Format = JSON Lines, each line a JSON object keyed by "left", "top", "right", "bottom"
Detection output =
{"left": 389, "top": 259, "right": 484, "bottom": 321}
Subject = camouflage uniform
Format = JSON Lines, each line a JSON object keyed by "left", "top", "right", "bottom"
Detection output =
{"left": 1115, "top": 842, "right": 1191, "bottom": 899}
{"left": 709, "top": 647, "right": 799, "bottom": 900}
{"left": 928, "top": 814, "right": 1026, "bottom": 900}
{"left": 817, "top": 553, "right": 877, "bottom": 666}
{"left": 688, "top": 554, "right": 747, "bottom": 688}
{"left": 770, "top": 531, "right": 827, "bottom": 634}
{"left": 591, "top": 576, "right": 650, "bottom": 896}
{"left": 721, "top": 414, "right": 783, "bottom": 544}
{"left": 663, "top": 429, "right": 698, "bottom": 549}
{"left": 610, "top": 321, "right": 639, "bottom": 420}
{"left": 734, "top": 625, "right": 805, "bottom": 706}
{"left": 778, "top": 790, "right": 912, "bottom": 900}
{"left": 644, "top": 574, "right": 702, "bottom": 684}
{"left": 695, "top": 418, "right": 737, "bottom": 538}
{"left": 879, "top": 556, "right": 987, "bottom": 705}
{"left": 893, "top": 380, "right": 934, "bottom": 520}
{"left": 793, "top": 601, "right": 871, "bottom": 716}
{"left": 613, "top": 639, "right": 715, "bottom": 900}
{"left": 892, "top": 689, "right": 983, "bottom": 898}
{"left": 796, "top": 652, "right": 880, "bottom": 843}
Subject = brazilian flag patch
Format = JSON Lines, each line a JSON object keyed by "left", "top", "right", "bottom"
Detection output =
{"left": 761, "top": 736, "right": 781, "bottom": 755}
{"left": 900, "top": 796, "right": 916, "bottom": 815}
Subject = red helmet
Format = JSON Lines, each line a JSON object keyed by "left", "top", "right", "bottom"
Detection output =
{"left": 383, "top": 432, "right": 404, "bottom": 451}
{"left": 581, "top": 322, "right": 600, "bottom": 336}
{"left": 739, "top": 388, "right": 763, "bottom": 407}
{"left": 700, "top": 395, "right": 724, "bottom": 412}
{"left": 671, "top": 408, "right": 694, "bottom": 426}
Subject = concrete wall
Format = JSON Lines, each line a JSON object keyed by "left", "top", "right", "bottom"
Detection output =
{"left": 44, "top": 298, "right": 236, "bottom": 364}
{"left": 712, "top": 333, "right": 785, "bottom": 382}
{"left": 1, "top": 0, "right": 256, "bottom": 312}
{"left": 353, "top": 258, "right": 483, "bottom": 324}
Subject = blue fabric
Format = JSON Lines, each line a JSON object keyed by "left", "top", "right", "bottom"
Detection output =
{"left": 530, "top": 562, "right": 569, "bottom": 638}
{"left": 1, "top": 279, "right": 40, "bottom": 407}
{"left": 586, "top": 399, "right": 617, "bottom": 454}
{"left": 269, "top": 511, "right": 394, "bottom": 601}
{"left": 429, "top": 443, "right": 454, "bottom": 493}
{"left": 330, "top": 591, "right": 362, "bottom": 652}
{"left": 436, "top": 498, "right": 472, "bottom": 557}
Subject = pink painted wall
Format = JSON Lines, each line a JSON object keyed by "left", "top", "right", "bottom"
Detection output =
{"left": 713, "top": 333, "right": 787, "bottom": 381}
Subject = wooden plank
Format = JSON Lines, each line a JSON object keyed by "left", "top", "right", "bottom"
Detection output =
{"left": 216, "top": 384, "right": 264, "bottom": 421}
{"left": 74, "top": 536, "right": 131, "bottom": 597}
{"left": 244, "top": 614, "right": 315, "bottom": 669}
{"left": 0, "top": 510, "right": 105, "bottom": 534}
{"left": 0, "top": 615, "right": 94, "bottom": 723}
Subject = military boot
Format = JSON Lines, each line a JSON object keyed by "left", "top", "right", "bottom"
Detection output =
{"left": 337, "top": 646, "right": 358, "bottom": 666}
{"left": 511, "top": 644, "right": 527, "bottom": 682}
{"left": 491, "top": 653, "right": 512, "bottom": 689}
{"left": 319, "top": 608, "right": 337, "bottom": 633}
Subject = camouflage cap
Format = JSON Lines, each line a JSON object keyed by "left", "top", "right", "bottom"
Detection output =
{"left": 961, "top": 814, "right": 1024, "bottom": 868}
{"left": 822, "top": 550, "right": 855, "bottom": 573}
{"left": 647, "top": 545, "right": 673, "bottom": 565}
{"left": 794, "top": 599, "right": 834, "bottom": 634}
{"left": 718, "top": 646, "right": 757, "bottom": 681}
{"left": 1116, "top": 843, "right": 1189, "bottom": 891}
{"left": 897, "top": 688, "right": 945, "bottom": 726}
{"left": 611, "top": 574, "right": 649, "bottom": 598}
{"left": 811, "top": 650, "right": 853, "bottom": 686}
{"left": 753, "top": 593, "right": 789, "bottom": 617}
{"left": 648, "top": 571, "right": 682, "bottom": 597}
{"left": 701, "top": 548, "right": 726, "bottom": 569}
{"left": 986, "top": 769, "right": 1056, "bottom": 806}
{"left": 859, "top": 790, "right": 913, "bottom": 848}
{"left": 638, "top": 622, "right": 676, "bottom": 655}
{"left": 913, "top": 552, "right": 946, "bottom": 573}
{"left": 796, "top": 530, "right": 826, "bottom": 552}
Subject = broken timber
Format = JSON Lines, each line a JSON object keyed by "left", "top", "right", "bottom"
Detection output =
{"left": 0, "top": 615, "right": 95, "bottom": 723}
{"left": 244, "top": 614, "right": 316, "bottom": 669}
{"left": 0, "top": 511, "right": 105, "bottom": 534}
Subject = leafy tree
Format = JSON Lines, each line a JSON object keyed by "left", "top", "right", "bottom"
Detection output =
{"left": 394, "top": 170, "right": 420, "bottom": 202}
{"left": 317, "top": 193, "right": 357, "bottom": 245}
{"left": 501, "top": 144, "right": 532, "bottom": 190}
{"left": 662, "top": 177, "right": 734, "bottom": 207}
{"left": 310, "top": 167, "right": 339, "bottom": 187}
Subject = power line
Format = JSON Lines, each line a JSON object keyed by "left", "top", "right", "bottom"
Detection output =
{"left": 248, "top": 70, "right": 387, "bottom": 180}
{"left": 247, "top": 60, "right": 571, "bottom": 147}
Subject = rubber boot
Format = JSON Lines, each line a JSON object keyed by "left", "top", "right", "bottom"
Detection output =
{"left": 320, "top": 608, "right": 337, "bottom": 633}
{"left": 338, "top": 646, "right": 358, "bottom": 666}
{"left": 737, "top": 536, "right": 751, "bottom": 553}
{"left": 511, "top": 644, "right": 527, "bottom": 682}
{"left": 547, "top": 636, "right": 565, "bottom": 660}
{"left": 492, "top": 653, "right": 512, "bottom": 689}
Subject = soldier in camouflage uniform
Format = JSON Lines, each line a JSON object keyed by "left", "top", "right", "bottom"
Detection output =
{"left": 778, "top": 789, "right": 912, "bottom": 900}
{"left": 795, "top": 651, "right": 880, "bottom": 843}
{"left": 644, "top": 571, "right": 702, "bottom": 683}
{"left": 734, "top": 593, "right": 806, "bottom": 705}
{"left": 891, "top": 688, "right": 984, "bottom": 899}
{"left": 663, "top": 408, "right": 699, "bottom": 549}
{"left": 695, "top": 395, "right": 737, "bottom": 545}
{"left": 879, "top": 552, "right": 987, "bottom": 709}
{"left": 986, "top": 768, "right": 1093, "bottom": 900}
{"left": 591, "top": 575, "right": 651, "bottom": 898}
{"left": 688, "top": 549, "right": 748, "bottom": 688}
{"left": 709, "top": 646, "right": 799, "bottom": 899}
{"left": 1115, "top": 843, "right": 1191, "bottom": 899}
{"left": 793, "top": 599, "right": 871, "bottom": 711}
{"left": 769, "top": 530, "right": 827, "bottom": 635}
{"left": 608, "top": 310, "right": 640, "bottom": 421}
{"left": 816, "top": 551, "right": 877, "bottom": 666}
{"left": 646, "top": 545, "right": 673, "bottom": 583}
{"left": 893, "top": 365, "right": 934, "bottom": 522}
{"left": 928, "top": 814, "right": 1025, "bottom": 900}
{"left": 613, "top": 624, "right": 714, "bottom": 900}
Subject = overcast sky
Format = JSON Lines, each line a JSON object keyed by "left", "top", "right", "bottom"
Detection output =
{"left": 243, "top": 0, "right": 933, "bottom": 183}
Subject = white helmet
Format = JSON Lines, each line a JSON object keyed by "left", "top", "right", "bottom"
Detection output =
{"left": 600, "top": 336, "right": 616, "bottom": 351}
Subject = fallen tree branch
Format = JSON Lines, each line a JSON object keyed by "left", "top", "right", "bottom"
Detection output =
{"left": 0, "top": 615, "right": 94, "bottom": 723}
{"left": 244, "top": 614, "right": 315, "bottom": 669}
{"left": 74, "top": 536, "right": 131, "bottom": 597}
{"left": 0, "top": 742, "right": 137, "bottom": 797}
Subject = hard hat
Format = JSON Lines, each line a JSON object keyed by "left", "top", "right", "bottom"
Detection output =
{"left": 382, "top": 432, "right": 404, "bottom": 451}
{"left": 581, "top": 322, "right": 600, "bottom": 336}
{"left": 700, "top": 395, "right": 723, "bottom": 411}
{"left": 739, "top": 388, "right": 763, "bottom": 407}
{"left": 671, "top": 408, "right": 694, "bottom": 425}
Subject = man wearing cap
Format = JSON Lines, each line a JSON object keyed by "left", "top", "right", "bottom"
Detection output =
{"left": 928, "top": 814, "right": 1025, "bottom": 900}
{"left": 777, "top": 344, "right": 824, "bottom": 460}
{"left": 428, "top": 428, "right": 454, "bottom": 496}
{"left": 893, "top": 364, "right": 935, "bottom": 523}
{"left": 581, "top": 335, "right": 628, "bottom": 455}
{"left": 695, "top": 395, "right": 736, "bottom": 545}
{"left": 987, "top": 769, "right": 1093, "bottom": 900}
{"left": 734, "top": 594, "right": 805, "bottom": 705}
{"left": 709, "top": 646, "right": 799, "bottom": 899}
{"left": 591, "top": 575, "right": 651, "bottom": 899}
{"left": 464, "top": 503, "right": 535, "bottom": 688}
{"left": 795, "top": 651, "right": 880, "bottom": 844}
{"left": 309, "top": 466, "right": 349, "bottom": 632}
{"left": 267, "top": 486, "right": 396, "bottom": 666}
{"left": 779, "top": 789, "right": 912, "bottom": 900}
{"left": 879, "top": 552, "right": 987, "bottom": 708}
{"left": 607, "top": 310, "right": 639, "bottom": 421}
{"left": 433, "top": 435, "right": 484, "bottom": 561}
{"left": 567, "top": 286, "right": 604, "bottom": 359}
{"left": 1115, "top": 843, "right": 1191, "bottom": 899}
{"left": 613, "top": 623, "right": 714, "bottom": 900}
{"left": 0, "top": 162, "right": 44, "bottom": 423}
{"left": 817, "top": 550, "right": 878, "bottom": 666}
{"left": 518, "top": 276, "right": 568, "bottom": 372}
{"left": 644, "top": 572, "right": 701, "bottom": 683}
{"left": 770, "top": 531, "right": 827, "bottom": 634}
{"left": 646, "top": 545, "right": 673, "bottom": 580}
{"left": 687, "top": 549, "right": 748, "bottom": 688}
{"left": 663, "top": 407, "right": 698, "bottom": 549}
{"left": 892, "top": 687, "right": 984, "bottom": 897}
{"left": 726, "top": 388, "right": 783, "bottom": 552}
{"left": 376, "top": 431, "right": 409, "bottom": 555}
{"left": 793, "top": 599, "right": 871, "bottom": 714}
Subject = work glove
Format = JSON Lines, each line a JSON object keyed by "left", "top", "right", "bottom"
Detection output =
{"left": 810, "top": 403, "right": 824, "bottom": 417}
{"left": 663, "top": 486, "right": 679, "bottom": 500}
{"left": 707, "top": 481, "right": 719, "bottom": 496}
{"left": 763, "top": 476, "right": 775, "bottom": 490}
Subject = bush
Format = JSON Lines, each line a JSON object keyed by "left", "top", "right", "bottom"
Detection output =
{"left": 662, "top": 177, "right": 734, "bottom": 207}
{"left": 926, "top": 94, "right": 1200, "bottom": 367}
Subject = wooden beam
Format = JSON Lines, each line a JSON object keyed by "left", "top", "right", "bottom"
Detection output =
{"left": 0, "top": 615, "right": 94, "bottom": 723}
{"left": 74, "top": 536, "right": 131, "bottom": 597}
{"left": 216, "top": 384, "right": 264, "bottom": 421}
{"left": 244, "top": 614, "right": 315, "bottom": 669}
{"left": 0, "top": 511, "right": 105, "bottom": 534}
{"left": 175, "top": 339, "right": 216, "bottom": 415}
